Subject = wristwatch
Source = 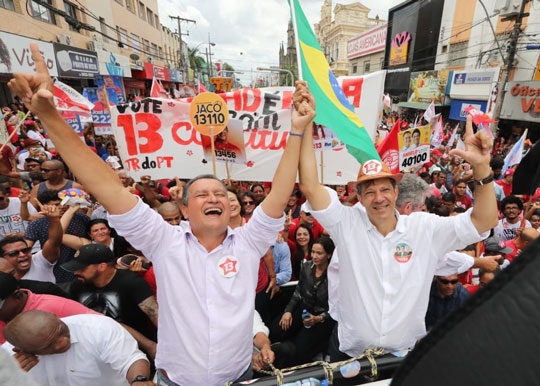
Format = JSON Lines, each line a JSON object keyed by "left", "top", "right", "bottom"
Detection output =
{"left": 130, "top": 375, "right": 150, "bottom": 384}
{"left": 474, "top": 173, "right": 494, "bottom": 186}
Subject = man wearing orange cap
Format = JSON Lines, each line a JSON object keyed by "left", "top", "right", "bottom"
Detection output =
{"left": 294, "top": 81, "right": 498, "bottom": 362}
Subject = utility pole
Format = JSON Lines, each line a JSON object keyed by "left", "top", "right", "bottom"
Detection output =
{"left": 490, "top": 0, "right": 528, "bottom": 134}
{"left": 169, "top": 15, "right": 196, "bottom": 81}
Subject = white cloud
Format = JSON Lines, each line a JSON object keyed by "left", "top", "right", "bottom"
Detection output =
{"left": 157, "top": 0, "right": 402, "bottom": 85}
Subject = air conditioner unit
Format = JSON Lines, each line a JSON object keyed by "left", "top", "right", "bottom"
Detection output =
{"left": 57, "top": 34, "right": 73, "bottom": 46}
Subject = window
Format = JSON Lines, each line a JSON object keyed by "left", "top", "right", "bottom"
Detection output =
{"left": 130, "top": 33, "right": 140, "bottom": 50}
{"left": 63, "top": 1, "right": 78, "bottom": 31}
{"left": 30, "top": 0, "right": 56, "bottom": 24}
{"left": 352, "top": 64, "right": 357, "bottom": 74}
{"left": 363, "top": 60, "right": 370, "bottom": 74}
{"left": 147, "top": 9, "right": 153, "bottom": 26}
{"left": 0, "top": 0, "right": 15, "bottom": 11}
{"left": 114, "top": 0, "right": 123, "bottom": 4}
{"left": 138, "top": 1, "right": 145, "bottom": 20}
{"left": 158, "top": 46, "right": 163, "bottom": 59}
{"left": 125, "top": 0, "right": 133, "bottom": 12}
{"left": 151, "top": 43, "right": 158, "bottom": 57}
{"left": 142, "top": 39, "right": 150, "bottom": 54}
{"left": 99, "top": 17, "right": 108, "bottom": 43}
{"left": 155, "top": 15, "right": 159, "bottom": 29}
{"left": 117, "top": 27, "right": 128, "bottom": 45}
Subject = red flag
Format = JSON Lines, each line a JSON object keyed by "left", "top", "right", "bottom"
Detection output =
{"left": 150, "top": 78, "right": 170, "bottom": 99}
{"left": 377, "top": 119, "right": 401, "bottom": 173}
{"left": 198, "top": 80, "right": 208, "bottom": 93}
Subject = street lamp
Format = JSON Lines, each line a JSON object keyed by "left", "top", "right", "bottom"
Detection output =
{"left": 256, "top": 67, "right": 295, "bottom": 86}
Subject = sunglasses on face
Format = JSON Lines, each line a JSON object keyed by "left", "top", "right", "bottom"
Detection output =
{"left": 242, "top": 201, "right": 254, "bottom": 205}
{"left": 438, "top": 278, "right": 459, "bottom": 285}
{"left": 4, "top": 247, "right": 32, "bottom": 258}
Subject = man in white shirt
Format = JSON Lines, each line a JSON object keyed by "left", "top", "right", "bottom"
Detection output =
{"left": 8, "top": 44, "right": 313, "bottom": 386}
{"left": 295, "top": 81, "right": 498, "bottom": 361}
{"left": 4, "top": 310, "right": 152, "bottom": 386}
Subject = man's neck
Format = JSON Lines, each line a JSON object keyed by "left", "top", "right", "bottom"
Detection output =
{"left": 504, "top": 217, "right": 520, "bottom": 225}
{"left": 369, "top": 215, "right": 398, "bottom": 237}
{"left": 94, "top": 268, "right": 117, "bottom": 288}
{"left": 193, "top": 230, "right": 228, "bottom": 252}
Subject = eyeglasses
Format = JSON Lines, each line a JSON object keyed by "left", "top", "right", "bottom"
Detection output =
{"left": 242, "top": 201, "right": 254, "bottom": 205}
{"left": 438, "top": 278, "right": 459, "bottom": 285}
{"left": 4, "top": 247, "right": 32, "bottom": 258}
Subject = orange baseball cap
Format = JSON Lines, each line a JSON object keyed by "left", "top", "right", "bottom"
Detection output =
{"left": 356, "top": 159, "right": 403, "bottom": 184}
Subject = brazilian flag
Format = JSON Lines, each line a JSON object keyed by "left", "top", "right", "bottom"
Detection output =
{"left": 288, "top": 0, "right": 381, "bottom": 164}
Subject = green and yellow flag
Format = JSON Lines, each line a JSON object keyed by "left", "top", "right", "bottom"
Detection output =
{"left": 289, "top": 0, "right": 380, "bottom": 163}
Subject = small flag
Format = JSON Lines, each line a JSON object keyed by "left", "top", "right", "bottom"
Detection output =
{"left": 53, "top": 78, "right": 94, "bottom": 112}
{"left": 430, "top": 115, "right": 444, "bottom": 147}
{"left": 502, "top": 129, "right": 528, "bottom": 175}
{"left": 150, "top": 78, "right": 171, "bottom": 99}
{"left": 289, "top": 0, "right": 380, "bottom": 164}
{"left": 376, "top": 119, "right": 401, "bottom": 173}
{"left": 423, "top": 100, "right": 436, "bottom": 122}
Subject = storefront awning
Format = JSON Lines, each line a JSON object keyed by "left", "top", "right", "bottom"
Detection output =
{"left": 396, "top": 101, "right": 444, "bottom": 109}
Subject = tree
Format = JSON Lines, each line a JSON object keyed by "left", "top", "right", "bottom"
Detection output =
{"left": 188, "top": 47, "right": 207, "bottom": 73}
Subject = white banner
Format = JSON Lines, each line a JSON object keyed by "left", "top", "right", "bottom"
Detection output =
{"left": 110, "top": 72, "right": 386, "bottom": 184}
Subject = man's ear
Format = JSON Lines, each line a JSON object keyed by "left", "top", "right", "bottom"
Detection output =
{"left": 180, "top": 205, "right": 189, "bottom": 220}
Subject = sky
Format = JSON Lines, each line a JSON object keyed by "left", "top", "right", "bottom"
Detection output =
{"left": 157, "top": 0, "right": 402, "bottom": 85}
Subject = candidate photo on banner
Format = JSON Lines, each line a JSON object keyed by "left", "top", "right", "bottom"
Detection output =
{"left": 398, "top": 125, "right": 430, "bottom": 171}
{"left": 83, "top": 87, "right": 119, "bottom": 135}
{"left": 201, "top": 118, "right": 246, "bottom": 164}
{"left": 96, "top": 75, "right": 126, "bottom": 104}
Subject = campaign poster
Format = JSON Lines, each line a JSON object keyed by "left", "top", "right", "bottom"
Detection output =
{"left": 83, "top": 87, "right": 119, "bottom": 135}
{"left": 96, "top": 75, "right": 126, "bottom": 104}
{"left": 201, "top": 118, "right": 246, "bottom": 164}
{"left": 398, "top": 124, "right": 430, "bottom": 171}
{"left": 312, "top": 124, "right": 345, "bottom": 152}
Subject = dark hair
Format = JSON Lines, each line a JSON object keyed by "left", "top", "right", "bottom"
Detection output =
{"left": 501, "top": 195, "right": 523, "bottom": 212}
{"left": 37, "top": 189, "right": 60, "bottom": 205}
{"left": 312, "top": 236, "right": 335, "bottom": 258}
{"left": 442, "top": 192, "right": 456, "bottom": 203}
{"left": 292, "top": 224, "right": 314, "bottom": 279}
{"left": 87, "top": 219, "right": 114, "bottom": 235}
{"left": 250, "top": 183, "right": 265, "bottom": 193}
{"left": 357, "top": 178, "right": 397, "bottom": 195}
{"left": 0, "top": 236, "right": 27, "bottom": 255}
{"left": 240, "top": 190, "right": 256, "bottom": 205}
{"left": 227, "top": 188, "right": 245, "bottom": 217}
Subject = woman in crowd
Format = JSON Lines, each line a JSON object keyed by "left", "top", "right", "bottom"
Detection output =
{"left": 251, "top": 183, "right": 266, "bottom": 205}
{"left": 288, "top": 224, "right": 314, "bottom": 280}
{"left": 240, "top": 190, "right": 257, "bottom": 222}
{"left": 271, "top": 236, "right": 336, "bottom": 366}
{"left": 228, "top": 188, "right": 246, "bottom": 229}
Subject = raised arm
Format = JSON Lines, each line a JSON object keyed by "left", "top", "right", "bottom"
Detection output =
{"left": 259, "top": 81, "right": 316, "bottom": 219}
{"left": 295, "top": 81, "right": 331, "bottom": 210}
{"left": 40, "top": 204, "right": 63, "bottom": 264}
{"left": 8, "top": 43, "right": 137, "bottom": 215}
{"left": 450, "top": 116, "right": 498, "bottom": 233}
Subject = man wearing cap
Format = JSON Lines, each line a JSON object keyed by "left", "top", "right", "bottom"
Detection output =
{"left": 483, "top": 236, "right": 514, "bottom": 269}
{"left": 62, "top": 243, "right": 158, "bottom": 343}
{"left": 8, "top": 44, "right": 310, "bottom": 385}
{"left": 3, "top": 310, "right": 153, "bottom": 386}
{"left": 495, "top": 168, "right": 514, "bottom": 197}
{"left": 285, "top": 202, "right": 326, "bottom": 243}
{"left": 295, "top": 81, "right": 498, "bottom": 362}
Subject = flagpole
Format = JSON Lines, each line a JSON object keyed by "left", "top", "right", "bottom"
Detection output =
{"left": 225, "top": 161, "right": 231, "bottom": 183}
{"left": 320, "top": 151, "right": 324, "bottom": 185}
{"left": 210, "top": 127, "right": 217, "bottom": 176}
{"left": 0, "top": 110, "right": 31, "bottom": 153}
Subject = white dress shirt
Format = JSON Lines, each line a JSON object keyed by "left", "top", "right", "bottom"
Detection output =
{"left": 305, "top": 187, "right": 487, "bottom": 356}
{"left": 4, "top": 314, "right": 147, "bottom": 386}
{"left": 109, "top": 199, "right": 284, "bottom": 386}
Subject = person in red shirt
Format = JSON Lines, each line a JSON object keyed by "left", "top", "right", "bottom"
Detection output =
{"left": 286, "top": 203, "right": 326, "bottom": 242}
{"left": 496, "top": 168, "right": 514, "bottom": 197}
{"left": 453, "top": 179, "right": 473, "bottom": 210}
{"left": 504, "top": 227, "right": 539, "bottom": 262}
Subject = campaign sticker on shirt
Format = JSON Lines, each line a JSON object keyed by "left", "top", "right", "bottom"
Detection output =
{"left": 394, "top": 242, "right": 413, "bottom": 263}
{"left": 218, "top": 255, "right": 239, "bottom": 278}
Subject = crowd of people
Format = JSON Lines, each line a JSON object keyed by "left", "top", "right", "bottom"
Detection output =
{"left": 0, "top": 43, "right": 539, "bottom": 386}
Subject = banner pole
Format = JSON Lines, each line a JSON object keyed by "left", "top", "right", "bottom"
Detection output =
{"left": 210, "top": 127, "right": 217, "bottom": 176}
